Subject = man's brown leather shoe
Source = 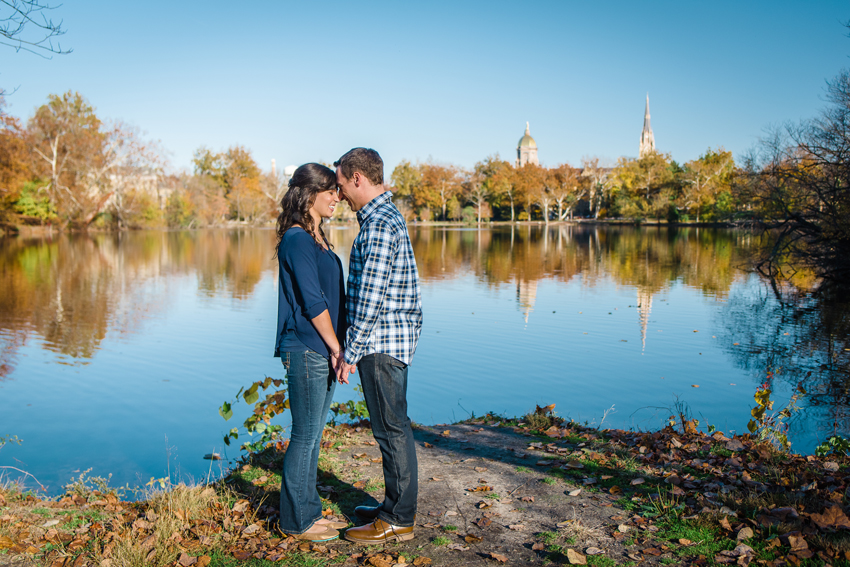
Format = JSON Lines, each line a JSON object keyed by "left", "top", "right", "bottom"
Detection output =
{"left": 344, "top": 518, "right": 414, "bottom": 544}
{"left": 354, "top": 504, "right": 382, "bottom": 520}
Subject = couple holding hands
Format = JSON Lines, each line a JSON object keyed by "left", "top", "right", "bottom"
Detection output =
{"left": 273, "top": 148, "right": 423, "bottom": 543}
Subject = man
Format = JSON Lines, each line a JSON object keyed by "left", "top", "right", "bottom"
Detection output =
{"left": 333, "top": 148, "right": 423, "bottom": 544}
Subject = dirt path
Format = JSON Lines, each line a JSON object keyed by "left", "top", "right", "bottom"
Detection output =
{"left": 322, "top": 420, "right": 635, "bottom": 565}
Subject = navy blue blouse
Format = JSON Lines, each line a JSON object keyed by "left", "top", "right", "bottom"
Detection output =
{"left": 274, "top": 227, "right": 346, "bottom": 359}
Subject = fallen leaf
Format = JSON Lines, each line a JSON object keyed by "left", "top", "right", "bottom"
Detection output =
{"left": 719, "top": 516, "right": 733, "bottom": 531}
{"left": 465, "top": 534, "right": 483, "bottom": 543}
{"left": 467, "top": 485, "right": 493, "bottom": 492}
{"left": 521, "top": 496, "right": 534, "bottom": 502}
{"left": 630, "top": 478, "right": 645, "bottom": 485}
{"left": 566, "top": 548, "right": 586, "bottom": 564}
{"left": 196, "top": 557, "right": 211, "bottom": 567}
{"left": 474, "top": 467, "right": 488, "bottom": 472}
{"left": 618, "top": 524, "right": 630, "bottom": 533}
{"left": 413, "top": 557, "right": 432, "bottom": 566}
{"left": 585, "top": 547, "right": 603, "bottom": 555}
{"left": 737, "top": 527, "right": 754, "bottom": 541}
{"left": 429, "top": 477, "right": 442, "bottom": 481}
{"left": 447, "top": 543, "right": 469, "bottom": 551}
{"left": 568, "top": 489, "right": 582, "bottom": 496}
{"left": 809, "top": 505, "right": 850, "bottom": 530}
{"left": 423, "top": 443, "right": 433, "bottom": 448}
{"left": 678, "top": 538, "right": 693, "bottom": 546}
{"left": 489, "top": 552, "right": 508, "bottom": 562}
{"left": 475, "top": 517, "right": 492, "bottom": 528}
{"left": 508, "top": 524, "right": 525, "bottom": 530}
{"left": 178, "top": 553, "right": 197, "bottom": 567}
{"left": 692, "top": 384, "right": 700, "bottom": 388}
{"left": 609, "top": 486, "right": 622, "bottom": 495}
{"left": 441, "top": 430, "right": 451, "bottom": 436}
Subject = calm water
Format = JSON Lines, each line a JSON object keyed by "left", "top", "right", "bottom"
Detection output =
{"left": 1, "top": 226, "right": 848, "bottom": 494}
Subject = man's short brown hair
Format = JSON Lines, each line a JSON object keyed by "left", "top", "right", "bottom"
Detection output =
{"left": 334, "top": 148, "right": 384, "bottom": 185}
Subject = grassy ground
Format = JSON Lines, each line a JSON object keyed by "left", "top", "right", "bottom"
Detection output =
{"left": 1, "top": 412, "right": 849, "bottom": 566}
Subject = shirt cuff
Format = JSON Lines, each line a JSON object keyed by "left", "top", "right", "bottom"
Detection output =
{"left": 303, "top": 299, "right": 328, "bottom": 319}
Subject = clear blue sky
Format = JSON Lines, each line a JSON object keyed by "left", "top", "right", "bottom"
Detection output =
{"left": 3, "top": 1, "right": 848, "bottom": 174}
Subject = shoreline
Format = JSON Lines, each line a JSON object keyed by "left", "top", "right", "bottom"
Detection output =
{"left": 2, "top": 412, "right": 848, "bottom": 566}
{"left": 5, "top": 219, "right": 743, "bottom": 237}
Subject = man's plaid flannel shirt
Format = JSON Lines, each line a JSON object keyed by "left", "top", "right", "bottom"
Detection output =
{"left": 344, "top": 191, "right": 422, "bottom": 366}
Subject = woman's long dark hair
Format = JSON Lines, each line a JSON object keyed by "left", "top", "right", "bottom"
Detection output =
{"left": 275, "top": 163, "right": 336, "bottom": 255}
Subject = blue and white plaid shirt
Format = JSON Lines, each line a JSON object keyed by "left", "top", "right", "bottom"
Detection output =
{"left": 344, "top": 191, "right": 423, "bottom": 366}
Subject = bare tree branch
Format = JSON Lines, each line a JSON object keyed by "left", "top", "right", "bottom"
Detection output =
{"left": 0, "top": 0, "right": 71, "bottom": 57}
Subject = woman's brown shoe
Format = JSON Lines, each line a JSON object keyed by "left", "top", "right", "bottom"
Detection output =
{"left": 316, "top": 518, "right": 349, "bottom": 530}
{"left": 282, "top": 524, "right": 339, "bottom": 542}
{"left": 344, "top": 518, "right": 414, "bottom": 544}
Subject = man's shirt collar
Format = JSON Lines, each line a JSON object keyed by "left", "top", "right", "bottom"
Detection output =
{"left": 356, "top": 191, "right": 393, "bottom": 226}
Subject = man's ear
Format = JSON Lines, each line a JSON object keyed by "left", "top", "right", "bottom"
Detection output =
{"left": 352, "top": 171, "right": 361, "bottom": 187}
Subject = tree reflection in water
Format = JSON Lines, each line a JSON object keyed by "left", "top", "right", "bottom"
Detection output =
{"left": 0, "top": 229, "right": 274, "bottom": 379}
{"left": 2, "top": 225, "right": 845, "bottom": 448}
{"left": 718, "top": 284, "right": 850, "bottom": 444}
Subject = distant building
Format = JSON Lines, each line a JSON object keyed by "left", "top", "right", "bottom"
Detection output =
{"left": 516, "top": 122, "right": 539, "bottom": 167}
{"left": 639, "top": 94, "right": 656, "bottom": 158}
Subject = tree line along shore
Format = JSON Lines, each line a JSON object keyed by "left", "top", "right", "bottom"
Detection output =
{"left": 2, "top": 72, "right": 848, "bottom": 291}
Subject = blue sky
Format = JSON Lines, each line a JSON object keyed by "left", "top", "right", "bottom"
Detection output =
{"left": 3, "top": 1, "right": 848, "bottom": 174}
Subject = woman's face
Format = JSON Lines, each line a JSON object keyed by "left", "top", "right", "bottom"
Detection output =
{"left": 310, "top": 187, "right": 341, "bottom": 219}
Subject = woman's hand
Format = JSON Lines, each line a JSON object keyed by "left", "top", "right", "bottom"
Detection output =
{"left": 330, "top": 349, "right": 350, "bottom": 384}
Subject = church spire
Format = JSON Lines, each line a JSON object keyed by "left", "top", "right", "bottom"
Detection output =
{"left": 639, "top": 94, "right": 656, "bottom": 158}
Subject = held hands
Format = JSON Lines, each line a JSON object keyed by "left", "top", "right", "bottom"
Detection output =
{"left": 330, "top": 349, "right": 354, "bottom": 384}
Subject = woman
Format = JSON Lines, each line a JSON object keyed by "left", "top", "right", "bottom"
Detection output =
{"left": 274, "top": 163, "right": 348, "bottom": 541}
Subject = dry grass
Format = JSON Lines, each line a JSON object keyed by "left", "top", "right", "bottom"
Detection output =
{"left": 558, "top": 509, "right": 603, "bottom": 543}
{"left": 104, "top": 483, "right": 229, "bottom": 567}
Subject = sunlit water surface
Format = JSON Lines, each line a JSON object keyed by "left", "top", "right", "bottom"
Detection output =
{"left": 1, "top": 226, "right": 848, "bottom": 494}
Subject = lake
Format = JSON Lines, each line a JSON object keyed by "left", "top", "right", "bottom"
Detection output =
{"left": 1, "top": 225, "right": 848, "bottom": 495}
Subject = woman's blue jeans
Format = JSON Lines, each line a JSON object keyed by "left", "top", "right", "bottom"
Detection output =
{"left": 278, "top": 351, "right": 336, "bottom": 534}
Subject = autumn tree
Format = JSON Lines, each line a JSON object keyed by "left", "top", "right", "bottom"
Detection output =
{"left": 610, "top": 151, "right": 675, "bottom": 220}
{"left": 514, "top": 163, "right": 546, "bottom": 221}
{"left": 487, "top": 159, "right": 518, "bottom": 221}
{"left": 465, "top": 157, "right": 500, "bottom": 223}
{"left": 0, "top": 96, "right": 29, "bottom": 226}
{"left": 580, "top": 157, "right": 612, "bottom": 219}
{"left": 192, "top": 145, "right": 269, "bottom": 223}
{"left": 419, "top": 162, "right": 461, "bottom": 221}
{"left": 391, "top": 159, "right": 421, "bottom": 214}
{"left": 224, "top": 145, "right": 265, "bottom": 222}
{"left": 680, "top": 148, "right": 734, "bottom": 222}
{"left": 551, "top": 164, "right": 583, "bottom": 220}
{"left": 28, "top": 91, "right": 160, "bottom": 228}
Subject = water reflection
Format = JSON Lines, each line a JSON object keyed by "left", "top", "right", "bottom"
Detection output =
{"left": 0, "top": 226, "right": 766, "bottom": 375}
{"left": 719, "top": 286, "right": 850, "bottom": 443}
{"left": 0, "top": 230, "right": 274, "bottom": 377}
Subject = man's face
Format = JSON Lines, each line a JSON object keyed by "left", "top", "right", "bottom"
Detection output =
{"left": 336, "top": 168, "right": 357, "bottom": 210}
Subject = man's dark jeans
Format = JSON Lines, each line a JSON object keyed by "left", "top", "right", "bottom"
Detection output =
{"left": 358, "top": 353, "right": 418, "bottom": 527}
{"left": 278, "top": 351, "right": 336, "bottom": 534}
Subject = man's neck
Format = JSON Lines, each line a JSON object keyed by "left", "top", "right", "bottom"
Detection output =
{"left": 354, "top": 186, "right": 385, "bottom": 211}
